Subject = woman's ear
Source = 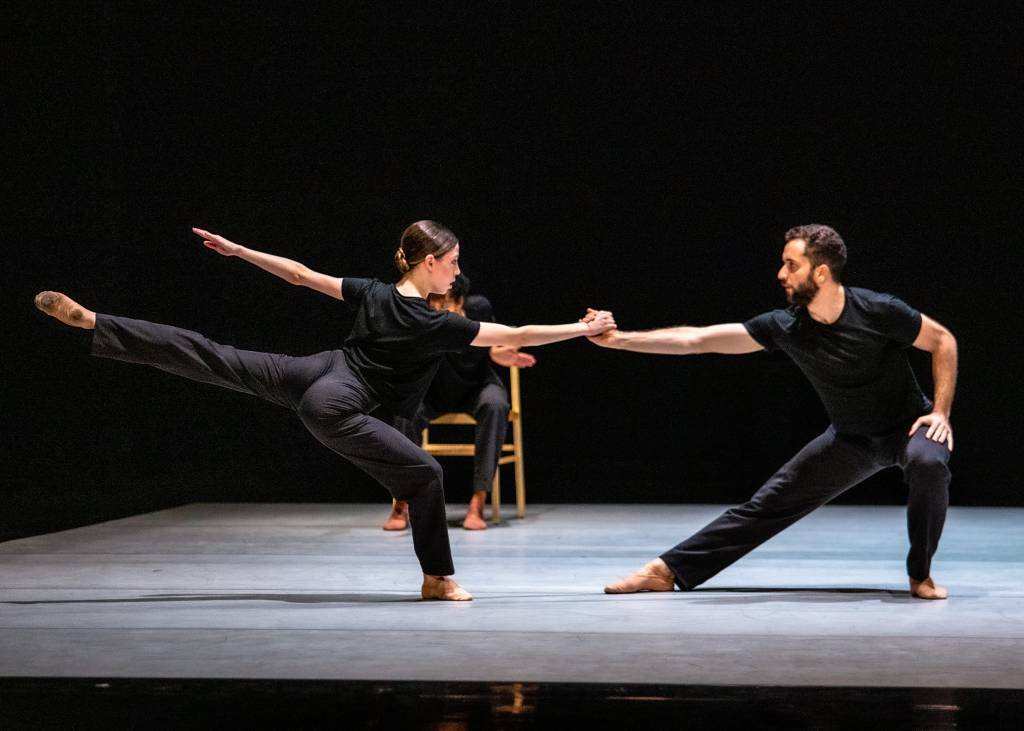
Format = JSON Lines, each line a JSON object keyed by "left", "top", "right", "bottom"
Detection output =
{"left": 423, "top": 254, "right": 435, "bottom": 269}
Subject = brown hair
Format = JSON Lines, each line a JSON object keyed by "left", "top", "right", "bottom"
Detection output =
{"left": 394, "top": 220, "right": 459, "bottom": 273}
{"left": 785, "top": 224, "right": 847, "bottom": 282}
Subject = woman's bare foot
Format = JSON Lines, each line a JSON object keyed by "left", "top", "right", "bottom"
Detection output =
{"left": 463, "top": 490, "right": 487, "bottom": 530}
{"left": 382, "top": 500, "right": 409, "bottom": 531}
{"left": 604, "top": 558, "right": 676, "bottom": 594}
{"left": 421, "top": 575, "right": 473, "bottom": 601}
{"left": 910, "top": 576, "right": 948, "bottom": 600}
{"left": 34, "top": 291, "right": 96, "bottom": 329}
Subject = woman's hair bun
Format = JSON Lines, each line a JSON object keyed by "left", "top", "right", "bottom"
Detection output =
{"left": 394, "top": 247, "right": 410, "bottom": 273}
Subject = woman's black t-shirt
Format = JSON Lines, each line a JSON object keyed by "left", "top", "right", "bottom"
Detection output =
{"left": 341, "top": 278, "right": 481, "bottom": 416}
{"left": 743, "top": 286, "right": 931, "bottom": 435}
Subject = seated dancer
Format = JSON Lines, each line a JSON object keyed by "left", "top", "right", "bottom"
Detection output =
{"left": 382, "top": 273, "right": 536, "bottom": 532}
{"left": 34, "top": 220, "right": 615, "bottom": 602}
{"left": 594, "top": 224, "right": 956, "bottom": 600}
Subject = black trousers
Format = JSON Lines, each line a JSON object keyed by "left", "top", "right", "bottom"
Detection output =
{"left": 661, "top": 425, "right": 951, "bottom": 589}
{"left": 91, "top": 314, "right": 455, "bottom": 576}
{"left": 392, "top": 382, "right": 510, "bottom": 495}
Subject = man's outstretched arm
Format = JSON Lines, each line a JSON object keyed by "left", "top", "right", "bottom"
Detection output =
{"left": 589, "top": 323, "right": 763, "bottom": 355}
{"left": 910, "top": 314, "right": 958, "bottom": 450}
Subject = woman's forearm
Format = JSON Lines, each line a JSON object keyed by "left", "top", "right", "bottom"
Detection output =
{"left": 236, "top": 246, "right": 310, "bottom": 285}
{"left": 512, "top": 322, "right": 592, "bottom": 347}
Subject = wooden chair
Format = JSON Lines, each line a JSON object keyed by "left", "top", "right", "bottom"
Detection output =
{"left": 420, "top": 366, "right": 526, "bottom": 524}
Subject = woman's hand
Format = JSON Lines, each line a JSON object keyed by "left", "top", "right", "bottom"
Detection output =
{"left": 192, "top": 227, "right": 242, "bottom": 257}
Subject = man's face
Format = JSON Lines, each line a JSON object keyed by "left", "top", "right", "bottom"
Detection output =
{"left": 777, "top": 239, "right": 820, "bottom": 306}
{"left": 427, "top": 291, "right": 463, "bottom": 313}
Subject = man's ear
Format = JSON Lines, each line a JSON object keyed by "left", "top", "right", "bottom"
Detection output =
{"left": 816, "top": 264, "right": 830, "bottom": 282}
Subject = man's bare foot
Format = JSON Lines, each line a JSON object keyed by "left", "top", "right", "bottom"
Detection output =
{"left": 463, "top": 490, "right": 487, "bottom": 530}
{"left": 910, "top": 576, "right": 948, "bottom": 600}
{"left": 382, "top": 500, "right": 409, "bottom": 531}
{"left": 604, "top": 558, "right": 676, "bottom": 594}
{"left": 421, "top": 575, "right": 473, "bottom": 601}
{"left": 34, "top": 291, "right": 96, "bottom": 329}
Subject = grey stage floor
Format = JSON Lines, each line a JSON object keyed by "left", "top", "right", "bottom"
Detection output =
{"left": 0, "top": 503, "right": 1021, "bottom": 688}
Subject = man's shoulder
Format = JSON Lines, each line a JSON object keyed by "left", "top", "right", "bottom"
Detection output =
{"left": 748, "top": 305, "right": 800, "bottom": 326}
{"left": 846, "top": 286, "right": 915, "bottom": 315}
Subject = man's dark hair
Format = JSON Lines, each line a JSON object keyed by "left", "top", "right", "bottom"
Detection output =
{"left": 450, "top": 273, "right": 471, "bottom": 301}
{"left": 785, "top": 224, "right": 847, "bottom": 282}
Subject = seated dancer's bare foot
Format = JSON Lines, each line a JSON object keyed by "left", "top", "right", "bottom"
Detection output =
{"left": 604, "top": 558, "right": 676, "bottom": 594}
{"left": 382, "top": 500, "right": 409, "bottom": 531}
{"left": 421, "top": 575, "right": 473, "bottom": 601}
{"left": 34, "top": 291, "right": 96, "bottom": 329}
{"left": 462, "top": 491, "right": 487, "bottom": 530}
{"left": 910, "top": 576, "right": 948, "bottom": 600}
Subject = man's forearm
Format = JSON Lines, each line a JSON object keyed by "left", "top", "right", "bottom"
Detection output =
{"left": 607, "top": 327, "right": 700, "bottom": 355}
{"left": 931, "top": 337, "right": 958, "bottom": 416}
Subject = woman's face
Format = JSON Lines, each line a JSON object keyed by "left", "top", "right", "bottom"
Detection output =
{"left": 426, "top": 244, "right": 461, "bottom": 295}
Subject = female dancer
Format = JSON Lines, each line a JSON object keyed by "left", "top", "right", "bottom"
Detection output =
{"left": 35, "top": 220, "right": 615, "bottom": 601}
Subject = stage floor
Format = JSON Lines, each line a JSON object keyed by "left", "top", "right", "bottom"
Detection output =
{"left": 1, "top": 503, "right": 1022, "bottom": 688}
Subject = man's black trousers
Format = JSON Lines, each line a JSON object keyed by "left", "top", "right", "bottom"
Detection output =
{"left": 660, "top": 425, "right": 951, "bottom": 589}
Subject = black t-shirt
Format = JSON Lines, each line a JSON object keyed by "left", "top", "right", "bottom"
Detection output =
{"left": 426, "top": 294, "right": 502, "bottom": 407}
{"left": 341, "top": 278, "right": 481, "bottom": 416}
{"left": 743, "top": 286, "right": 931, "bottom": 435}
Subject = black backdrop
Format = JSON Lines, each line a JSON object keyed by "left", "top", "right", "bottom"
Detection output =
{"left": 6, "top": 4, "right": 1022, "bottom": 536}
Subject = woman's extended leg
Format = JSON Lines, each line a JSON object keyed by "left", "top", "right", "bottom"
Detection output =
{"left": 37, "top": 292, "right": 313, "bottom": 409}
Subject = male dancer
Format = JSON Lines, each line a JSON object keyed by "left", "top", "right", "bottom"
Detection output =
{"left": 593, "top": 224, "right": 956, "bottom": 600}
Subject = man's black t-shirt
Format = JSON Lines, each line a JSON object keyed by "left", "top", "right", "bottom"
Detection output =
{"left": 341, "top": 278, "right": 481, "bottom": 416}
{"left": 743, "top": 287, "right": 931, "bottom": 435}
{"left": 426, "top": 294, "right": 502, "bottom": 406}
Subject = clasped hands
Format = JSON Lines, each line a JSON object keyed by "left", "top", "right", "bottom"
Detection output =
{"left": 581, "top": 307, "right": 617, "bottom": 340}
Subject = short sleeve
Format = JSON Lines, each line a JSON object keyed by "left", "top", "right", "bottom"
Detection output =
{"left": 341, "top": 277, "right": 372, "bottom": 303}
{"left": 436, "top": 312, "right": 482, "bottom": 351}
{"left": 880, "top": 295, "right": 922, "bottom": 346}
{"left": 743, "top": 311, "right": 781, "bottom": 352}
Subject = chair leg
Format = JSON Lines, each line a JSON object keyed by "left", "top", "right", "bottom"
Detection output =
{"left": 491, "top": 470, "right": 501, "bottom": 524}
{"left": 513, "top": 421, "right": 526, "bottom": 520}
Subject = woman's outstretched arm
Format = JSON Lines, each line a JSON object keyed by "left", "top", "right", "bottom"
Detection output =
{"left": 471, "top": 309, "right": 615, "bottom": 348}
{"left": 192, "top": 228, "right": 344, "bottom": 300}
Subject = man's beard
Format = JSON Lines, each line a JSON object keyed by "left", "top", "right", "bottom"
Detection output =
{"left": 787, "top": 275, "right": 819, "bottom": 306}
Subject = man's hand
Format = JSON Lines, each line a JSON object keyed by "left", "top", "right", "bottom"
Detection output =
{"left": 193, "top": 227, "right": 242, "bottom": 257}
{"left": 909, "top": 412, "right": 954, "bottom": 451}
{"left": 490, "top": 346, "right": 537, "bottom": 368}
